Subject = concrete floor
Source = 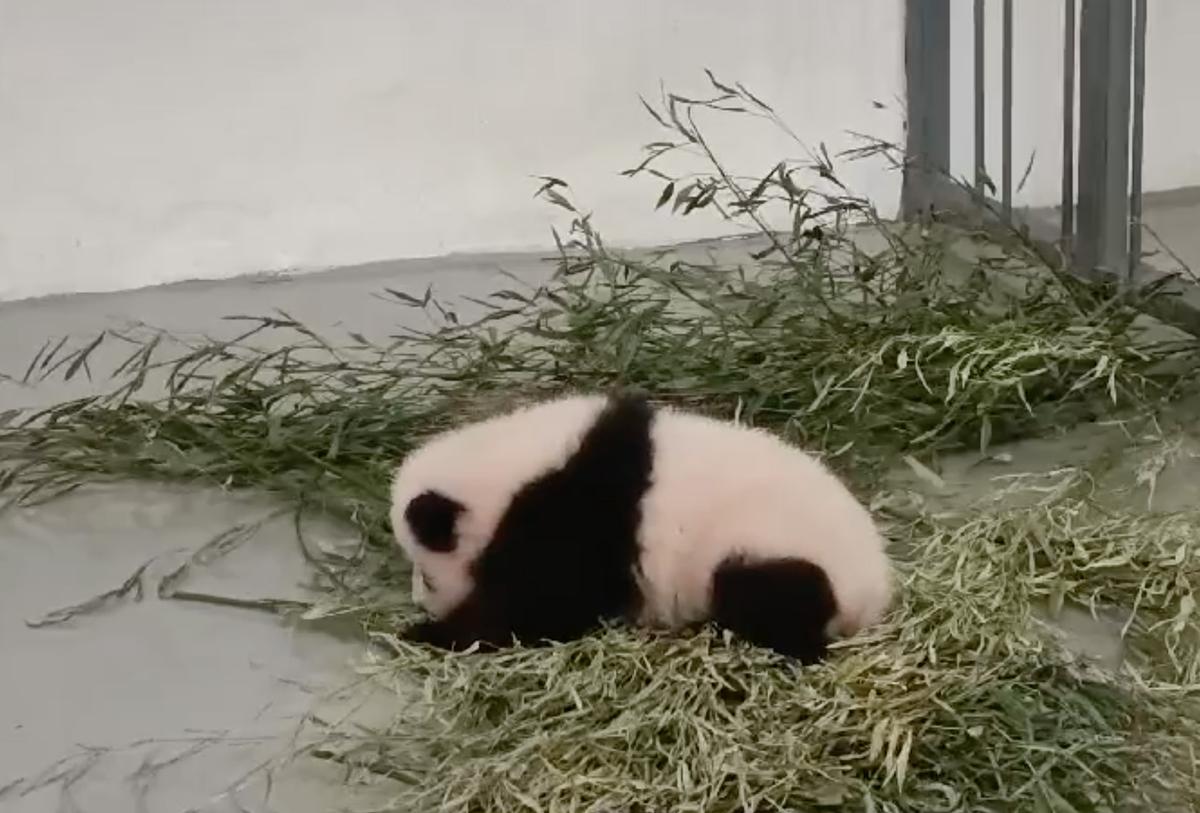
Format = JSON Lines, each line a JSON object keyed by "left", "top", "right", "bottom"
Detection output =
{"left": 2, "top": 211, "right": 1199, "bottom": 811}
{"left": 0, "top": 484, "right": 398, "bottom": 812}
{"left": 1140, "top": 186, "right": 1200, "bottom": 277}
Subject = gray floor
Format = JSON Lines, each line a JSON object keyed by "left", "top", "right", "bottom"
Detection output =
{"left": 2, "top": 205, "right": 1199, "bottom": 811}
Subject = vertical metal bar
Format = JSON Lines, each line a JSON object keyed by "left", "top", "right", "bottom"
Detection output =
{"left": 1129, "top": 0, "right": 1148, "bottom": 282}
{"left": 1061, "top": 0, "right": 1076, "bottom": 247}
{"left": 901, "top": 0, "right": 952, "bottom": 219}
{"left": 1001, "top": 0, "right": 1013, "bottom": 219}
{"left": 974, "top": 0, "right": 986, "bottom": 196}
{"left": 1077, "top": 0, "right": 1133, "bottom": 279}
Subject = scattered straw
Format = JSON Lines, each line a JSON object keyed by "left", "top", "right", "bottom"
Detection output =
{"left": 23, "top": 556, "right": 156, "bottom": 629}
{"left": 302, "top": 497, "right": 1200, "bottom": 812}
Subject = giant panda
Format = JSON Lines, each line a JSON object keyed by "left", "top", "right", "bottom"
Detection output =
{"left": 388, "top": 391, "right": 892, "bottom": 663}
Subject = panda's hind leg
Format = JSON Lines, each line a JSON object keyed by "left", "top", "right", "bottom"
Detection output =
{"left": 710, "top": 555, "right": 837, "bottom": 664}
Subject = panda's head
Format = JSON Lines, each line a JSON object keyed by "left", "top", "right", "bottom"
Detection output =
{"left": 389, "top": 394, "right": 613, "bottom": 619}
{"left": 389, "top": 448, "right": 508, "bottom": 620}
{"left": 391, "top": 488, "right": 466, "bottom": 614}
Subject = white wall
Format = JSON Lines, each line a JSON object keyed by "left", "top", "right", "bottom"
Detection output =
{"left": 948, "top": 0, "right": 1200, "bottom": 210}
{"left": 0, "top": 0, "right": 906, "bottom": 302}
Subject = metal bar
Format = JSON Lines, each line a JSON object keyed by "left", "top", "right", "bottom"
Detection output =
{"left": 1129, "top": 0, "right": 1148, "bottom": 282}
{"left": 1002, "top": 0, "right": 1013, "bottom": 219}
{"left": 1076, "top": 0, "right": 1133, "bottom": 279}
{"left": 1061, "top": 0, "right": 1076, "bottom": 246}
{"left": 901, "top": 0, "right": 951, "bottom": 218}
{"left": 974, "top": 0, "right": 986, "bottom": 195}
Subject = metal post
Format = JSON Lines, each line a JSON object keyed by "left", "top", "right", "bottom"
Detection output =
{"left": 901, "top": 0, "right": 951, "bottom": 218}
{"left": 1076, "top": 0, "right": 1133, "bottom": 280}
{"left": 1129, "top": 0, "right": 1147, "bottom": 282}
{"left": 1061, "top": 0, "right": 1076, "bottom": 247}
{"left": 974, "top": 0, "right": 986, "bottom": 196}
{"left": 1001, "top": 0, "right": 1014, "bottom": 220}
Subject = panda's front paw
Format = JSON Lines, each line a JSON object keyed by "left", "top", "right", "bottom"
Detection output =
{"left": 401, "top": 618, "right": 498, "bottom": 653}
{"left": 401, "top": 619, "right": 453, "bottom": 649}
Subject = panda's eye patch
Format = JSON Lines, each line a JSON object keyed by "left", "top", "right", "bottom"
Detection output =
{"left": 404, "top": 490, "right": 465, "bottom": 552}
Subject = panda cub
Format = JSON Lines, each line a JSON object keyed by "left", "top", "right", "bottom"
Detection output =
{"left": 389, "top": 392, "right": 892, "bottom": 663}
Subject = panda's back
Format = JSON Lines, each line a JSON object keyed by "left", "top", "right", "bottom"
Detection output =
{"left": 398, "top": 393, "right": 609, "bottom": 506}
{"left": 636, "top": 408, "right": 891, "bottom": 634}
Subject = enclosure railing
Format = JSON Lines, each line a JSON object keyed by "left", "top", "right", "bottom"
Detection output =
{"left": 902, "top": 0, "right": 1148, "bottom": 287}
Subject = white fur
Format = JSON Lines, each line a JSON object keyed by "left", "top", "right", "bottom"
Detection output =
{"left": 389, "top": 394, "right": 892, "bottom": 639}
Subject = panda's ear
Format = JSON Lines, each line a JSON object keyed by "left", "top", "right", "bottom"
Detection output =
{"left": 404, "top": 490, "right": 465, "bottom": 552}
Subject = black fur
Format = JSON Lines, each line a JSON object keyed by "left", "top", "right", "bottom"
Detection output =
{"left": 710, "top": 555, "right": 837, "bottom": 664}
{"left": 402, "top": 393, "right": 655, "bottom": 650}
{"left": 404, "top": 490, "right": 465, "bottom": 552}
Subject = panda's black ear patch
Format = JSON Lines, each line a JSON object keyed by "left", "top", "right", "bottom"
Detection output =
{"left": 404, "top": 490, "right": 465, "bottom": 552}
